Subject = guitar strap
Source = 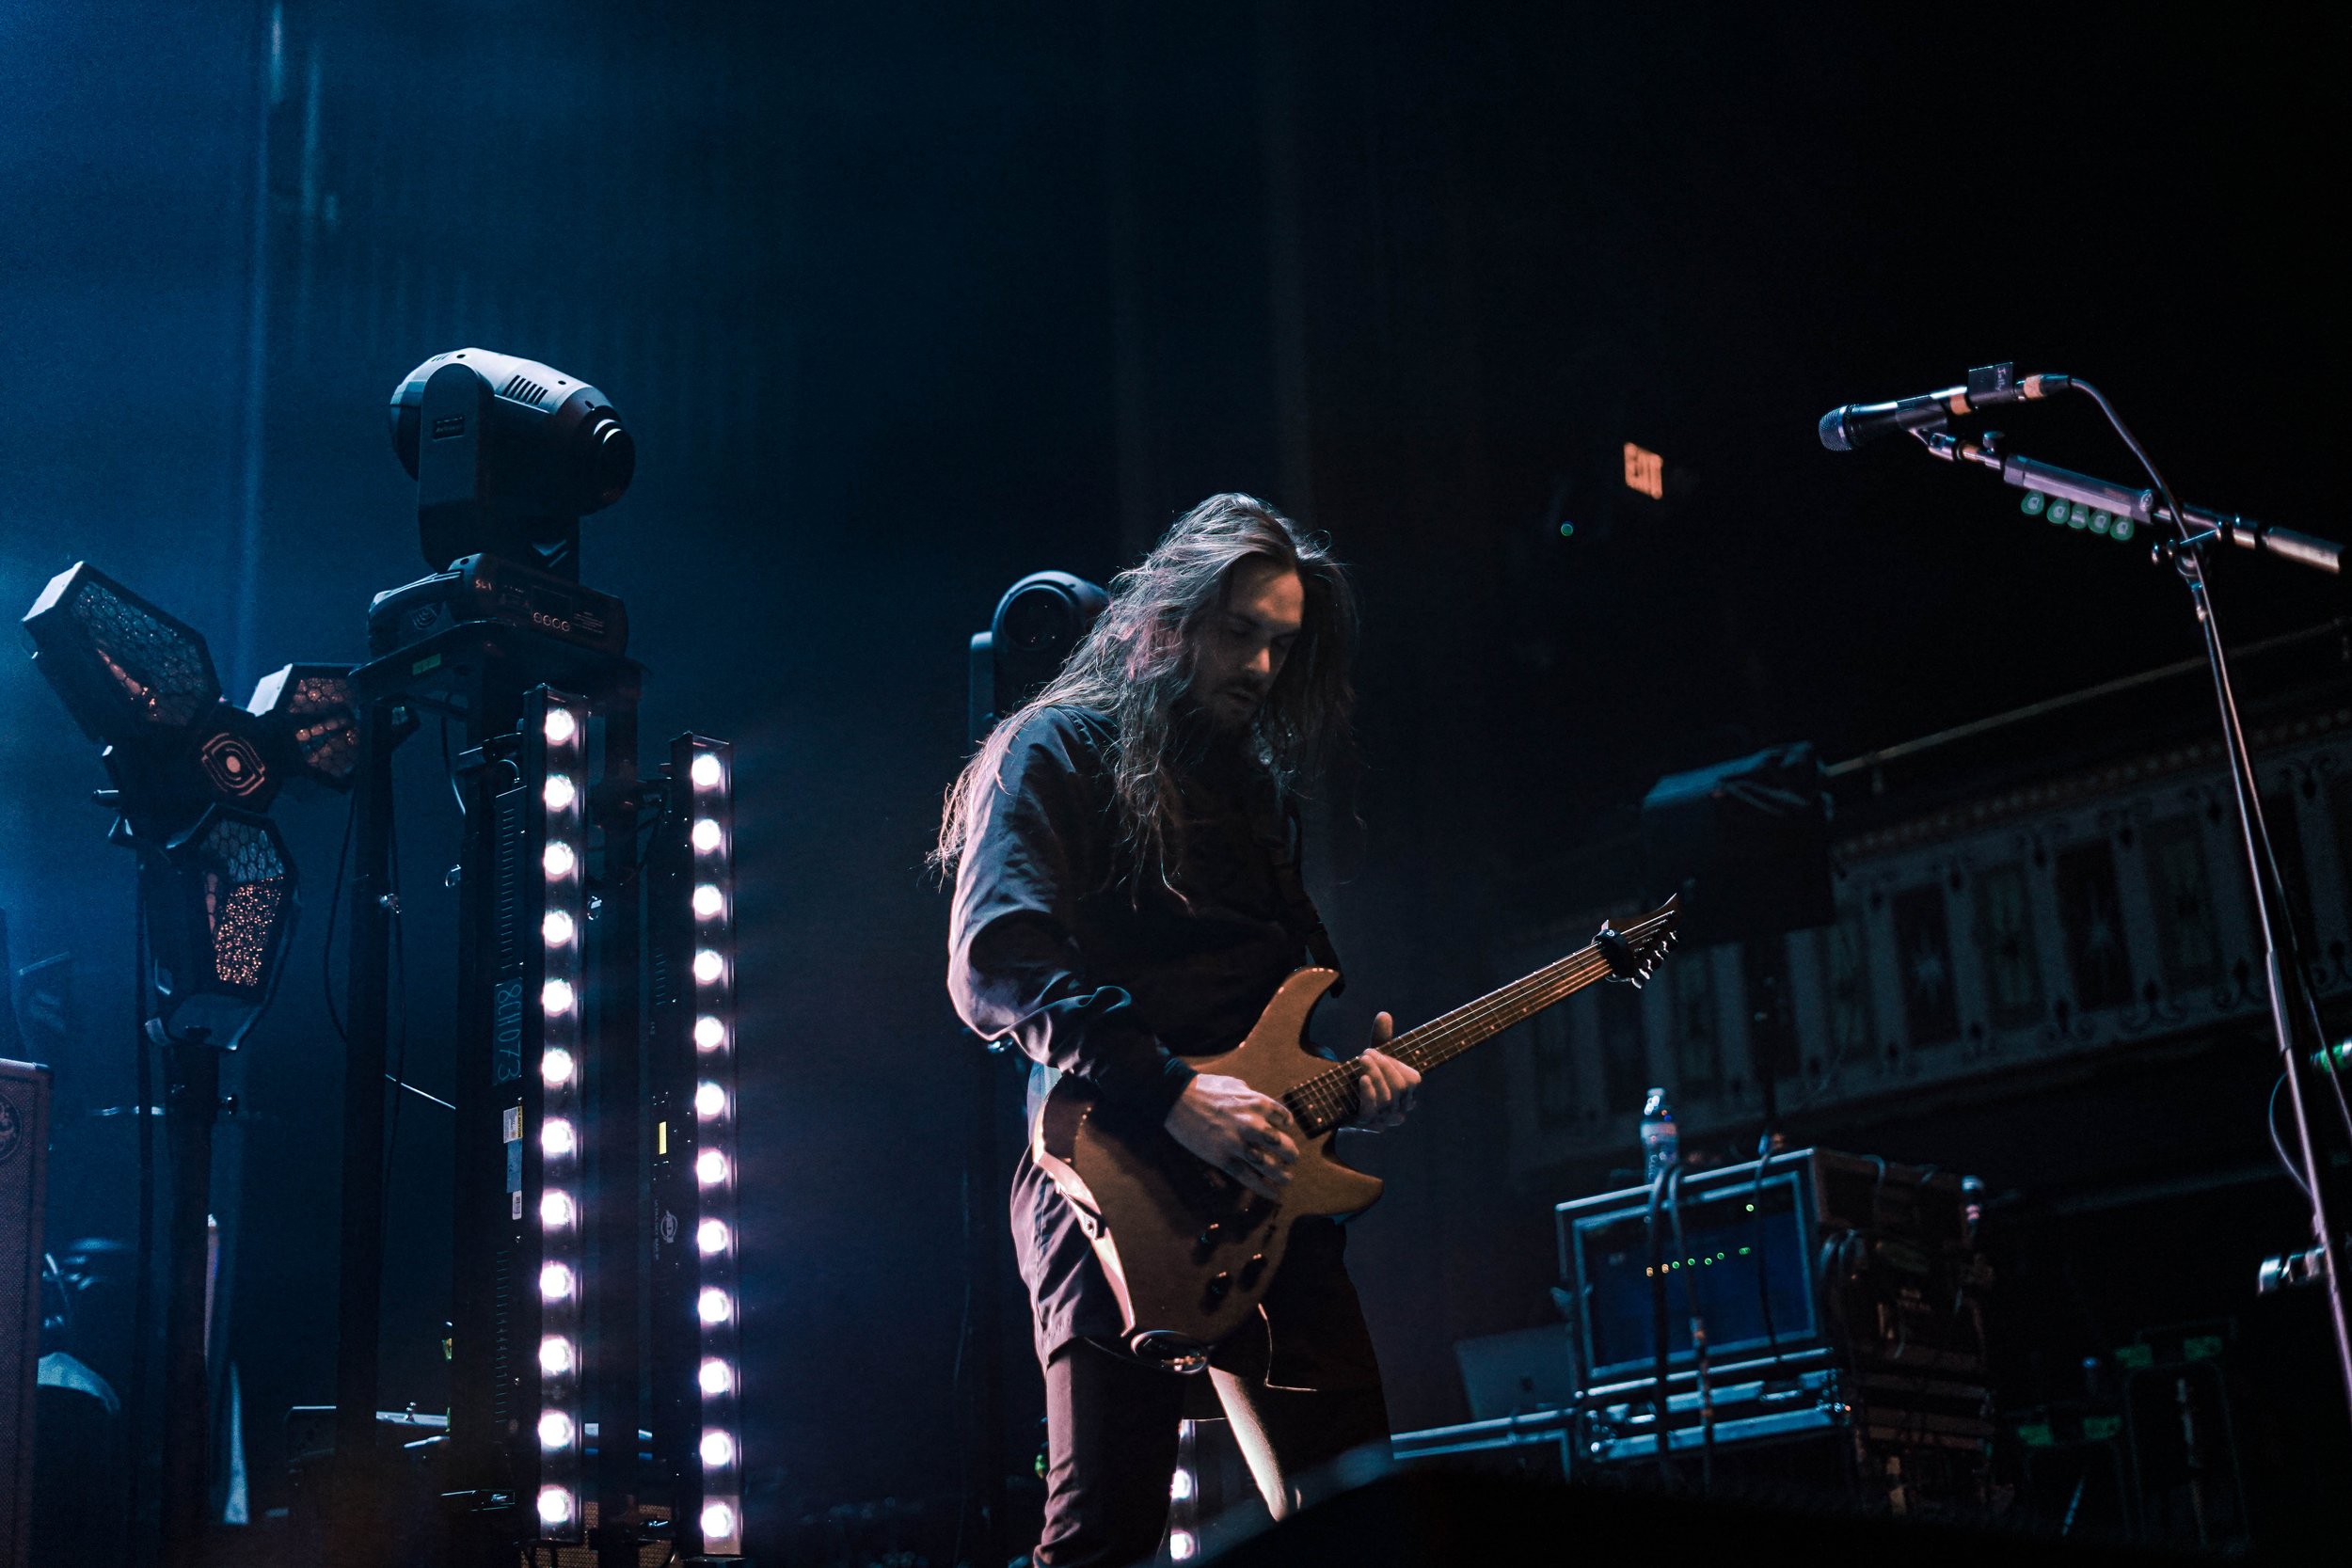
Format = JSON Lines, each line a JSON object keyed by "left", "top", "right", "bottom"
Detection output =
{"left": 1249, "top": 791, "right": 1345, "bottom": 995}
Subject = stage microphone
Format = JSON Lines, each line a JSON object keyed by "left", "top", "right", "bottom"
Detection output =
{"left": 1818, "top": 363, "right": 2068, "bottom": 451}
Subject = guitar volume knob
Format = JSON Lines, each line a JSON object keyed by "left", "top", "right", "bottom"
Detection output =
{"left": 1205, "top": 1271, "right": 1232, "bottom": 1304}
{"left": 1240, "top": 1253, "right": 1266, "bottom": 1287}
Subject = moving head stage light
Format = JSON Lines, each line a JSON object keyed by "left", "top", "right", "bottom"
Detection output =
{"left": 389, "top": 347, "right": 635, "bottom": 581}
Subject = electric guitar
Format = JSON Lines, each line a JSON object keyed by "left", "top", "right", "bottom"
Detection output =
{"left": 1032, "top": 895, "right": 1680, "bottom": 1367}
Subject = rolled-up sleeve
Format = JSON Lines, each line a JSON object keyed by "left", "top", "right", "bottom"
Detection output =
{"left": 948, "top": 711, "right": 1198, "bottom": 1121}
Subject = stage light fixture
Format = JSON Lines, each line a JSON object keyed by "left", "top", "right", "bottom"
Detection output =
{"left": 694, "top": 1016, "right": 726, "bottom": 1052}
{"left": 694, "top": 1082, "right": 726, "bottom": 1119}
{"left": 539, "top": 1337, "right": 575, "bottom": 1376}
{"left": 246, "top": 663, "right": 361, "bottom": 791}
{"left": 695, "top": 1149, "right": 729, "bottom": 1187}
{"left": 696, "top": 1219, "right": 730, "bottom": 1256}
{"left": 24, "top": 562, "right": 222, "bottom": 743}
{"left": 139, "top": 807, "right": 299, "bottom": 1049}
{"left": 698, "top": 1358, "right": 733, "bottom": 1396}
{"left": 389, "top": 348, "right": 635, "bottom": 580}
{"left": 523, "top": 689, "right": 592, "bottom": 1544}
{"left": 538, "top": 1411, "right": 576, "bottom": 1450}
{"left": 697, "top": 1288, "right": 733, "bottom": 1325}
{"left": 692, "top": 948, "right": 725, "bottom": 986}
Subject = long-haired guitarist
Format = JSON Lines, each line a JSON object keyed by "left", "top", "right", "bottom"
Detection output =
{"left": 940, "top": 493, "right": 1420, "bottom": 1564}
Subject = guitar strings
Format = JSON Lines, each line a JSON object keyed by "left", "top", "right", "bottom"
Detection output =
{"left": 1283, "top": 907, "right": 1676, "bottom": 1131}
{"left": 1279, "top": 907, "right": 1676, "bottom": 1133}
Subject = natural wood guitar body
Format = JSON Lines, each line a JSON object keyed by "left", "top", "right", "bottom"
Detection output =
{"left": 1033, "top": 968, "right": 1372, "bottom": 1362}
{"left": 1029, "top": 896, "right": 1681, "bottom": 1367}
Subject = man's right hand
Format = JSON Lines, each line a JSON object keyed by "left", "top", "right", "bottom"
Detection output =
{"left": 1165, "top": 1073, "right": 1299, "bottom": 1201}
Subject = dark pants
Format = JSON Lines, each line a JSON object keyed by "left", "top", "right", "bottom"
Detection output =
{"left": 1033, "top": 1223, "right": 1390, "bottom": 1567}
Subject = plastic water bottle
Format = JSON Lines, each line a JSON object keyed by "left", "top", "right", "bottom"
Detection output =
{"left": 1640, "top": 1087, "right": 1678, "bottom": 1181}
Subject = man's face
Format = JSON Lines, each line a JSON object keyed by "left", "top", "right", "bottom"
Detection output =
{"left": 1189, "top": 558, "right": 1305, "bottom": 731}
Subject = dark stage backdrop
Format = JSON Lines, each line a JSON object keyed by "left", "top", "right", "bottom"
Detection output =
{"left": 2, "top": 0, "right": 2345, "bottom": 1544}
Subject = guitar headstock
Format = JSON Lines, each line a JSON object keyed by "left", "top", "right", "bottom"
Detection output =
{"left": 1593, "top": 894, "right": 1679, "bottom": 988}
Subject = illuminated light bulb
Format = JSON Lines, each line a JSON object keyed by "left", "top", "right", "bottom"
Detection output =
{"left": 544, "top": 708, "right": 578, "bottom": 747}
{"left": 694, "top": 1015, "right": 727, "bottom": 1052}
{"left": 537, "top": 1485, "right": 575, "bottom": 1527}
{"left": 695, "top": 1081, "right": 726, "bottom": 1119}
{"left": 539, "top": 1336, "right": 575, "bottom": 1375}
{"left": 1169, "top": 1529, "right": 1197, "bottom": 1560}
{"left": 541, "top": 1117, "right": 576, "bottom": 1158}
{"left": 697, "top": 1217, "right": 730, "bottom": 1256}
{"left": 696, "top": 1148, "right": 729, "bottom": 1187}
{"left": 691, "top": 752, "right": 723, "bottom": 789}
{"left": 693, "top": 883, "right": 725, "bottom": 920}
{"left": 700, "top": 1501, "right": 737, "bottom": 1542}
{"left": 698, "top": 1286, "right": 733, "bottom": 1324}
{"left": 1170, "top": 1468, "right": 1195, "bottom": 1501}
{"left": 691, "top": 817, "right": 723, "bottom": 854}
{"left": 541, "top": 978, "right": 575, "bottom": 1016}
{"left": 700, "top": 1429, "right": 737, "bottom": 1468}
{"left": 541, "top": 1048, "right": 575, "bottom": 1087}
{"left": 543, "top": 773, "right": 576, "bottom": 813}
{"left": 543, "top": 841, "right": 577, "bottom": 879}
{"left": 693, "top": 949, "right": 725, "bottom": 986}
{"left": 538, "top": 1410, "right": 575, "bottom": 1449}
{"left": 542, "top": 909, "right": 576, "bottom": 947}
{"left": 698, "top": 1357, "right": 734, "bottom": 1396}
{"left": 541, "top": 1189, "right": 575, "bottom": 1227}
{"left": 539, "top": 1261, "right": 574, "bottom": 1300}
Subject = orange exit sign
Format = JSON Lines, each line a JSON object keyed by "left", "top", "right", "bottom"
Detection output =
{"left": 1623, "top": 442, "right": 1664, "bottom": 500}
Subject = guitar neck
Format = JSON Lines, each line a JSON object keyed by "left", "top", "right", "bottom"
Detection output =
{"left": 1279, "top": 904, "right": 1674, "bottom": 1135}
{"left": 1385, "top": 943, "right": 1614, "bottom": 1077}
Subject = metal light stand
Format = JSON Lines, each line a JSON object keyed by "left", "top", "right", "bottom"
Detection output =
{"left": 1915, "top": 420, "right": 2352, "bottom": 1421}
{"left": 326, "top": 622, "right": 642, "bottom": 1568}
{"left": 155, "top": 1024, "right": 225, "bottom": 1568}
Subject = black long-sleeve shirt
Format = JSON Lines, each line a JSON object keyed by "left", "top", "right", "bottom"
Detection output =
{"left": 947, "top": 705, "right": 1318, "bottom": 1360}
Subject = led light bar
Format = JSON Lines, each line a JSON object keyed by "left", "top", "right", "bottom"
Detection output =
{"left": 652, "top": 734, "right": 744, "bottom": 1558}
{"left": 527, "top": 688, "right": 590, "bottom": 1544}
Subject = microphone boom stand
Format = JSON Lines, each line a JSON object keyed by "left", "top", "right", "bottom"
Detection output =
{"left": 1915, "top": 422, "right": 2352, "bottom": 1422}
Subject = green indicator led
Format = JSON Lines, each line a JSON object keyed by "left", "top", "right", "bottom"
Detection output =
{"left": 2112, "top": 517, "right": 2135, "bottom": 543}
{"left": 1744, "top": 1203, "right": 1756, "bottom": 1212}
{"left": 2047, "top": 499, "right": 2072, "bottom": 525}
{"left": 1738, "top": 1246, "right": 1752, "bottom": 1256}
{"left": 2090, "top": 510, "right": 2112, "bottom": 535}
{"left": 2021, "top": 492, "right": 2047, "bottom": 517}
{"left": 1558, "top": 522, "right": 1575, "bottom": 538}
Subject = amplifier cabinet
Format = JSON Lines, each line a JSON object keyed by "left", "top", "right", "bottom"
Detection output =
{"left": 1556, "top": 1147, "right": 1987, "bottom": 1386}
{"left": 0, "top": 1060, "right": 52, "bottom": 1568}
{"left": 1553, "top": 1148, "right": 1993, "bottom": 1507}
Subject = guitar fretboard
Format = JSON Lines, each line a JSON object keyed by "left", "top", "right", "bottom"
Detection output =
{"left": 1278, "top": 905, "right": 1676, "bottom": 1136}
